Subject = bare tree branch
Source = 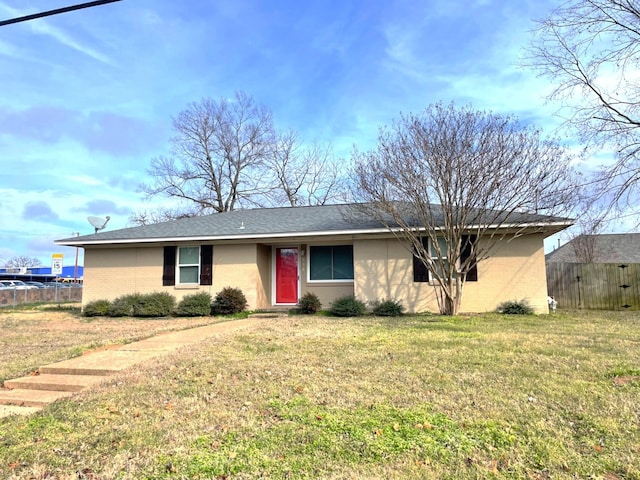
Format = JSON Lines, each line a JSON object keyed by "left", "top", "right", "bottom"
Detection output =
{"left": 142, "top": 91, "right": 276, "bottom": 214}
{"left": 135, "top": 91, "right": 348, "bottom": 224}
{"left": 350, "top": 103, "right": 577, "bottom": 315}
{"left": 525, "top": 0, "right": 640, "bottom": 211}
{"left": 5, "top": 256, "right": 42, "bottom": 268}
{"left": 268, "top": 133, "right": 346, "bottom": 207}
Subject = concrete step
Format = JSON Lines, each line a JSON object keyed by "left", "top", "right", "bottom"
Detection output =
{"left": 4, "top": 373, "right": 106, "bottom": 392}
{"left": 248, "top": 310, "right": 289, "bottom": 318}
{"left": 38, "top": 350, "right": 163, "bottom": 376}
{"left": 0, "top": 388, "right": 74, "bottom": 407}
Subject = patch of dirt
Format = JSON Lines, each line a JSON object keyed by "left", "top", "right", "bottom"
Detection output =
{"left": 613, "top": 375, "right": 640, "bottom": 386}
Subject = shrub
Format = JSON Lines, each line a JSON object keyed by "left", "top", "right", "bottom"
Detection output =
{"left": 371, "top": 299, "right": 405, "bottom": 317}
{"left": 212, "top": 287, "right": 247, "bottom": 315}
{"left": 175, "top": 292, "right": 212, "bottom": 317}
{"left": 330, "top": 295, "right": 367, "bottom": 317}
{"left": 133, "top": 291, "right": 175, "bottom": 317}
{"left": 108, "top": 293, "right": 142, "bottom": 317}
{"left": 496, "top": 299, "right": 534, "bottom": 315}
{"left": 83, "top": 299, "right": 111, "bottom": 317}
{"left": 297, "top": 292, "right": 322, "bottom": 314}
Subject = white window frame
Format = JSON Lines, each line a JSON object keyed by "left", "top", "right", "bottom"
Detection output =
{"left": 429, "top": 237, "right": 453, "bottom": 284}
{"left": 177, "top": 245, "right": 200, "bottom": 285}
{"left": 307, "top": 244, "right": 355, "bottom": 284}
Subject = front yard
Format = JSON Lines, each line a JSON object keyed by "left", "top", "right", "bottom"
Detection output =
{"left": 0, "top": 308, "right": 639, "bottom": 479}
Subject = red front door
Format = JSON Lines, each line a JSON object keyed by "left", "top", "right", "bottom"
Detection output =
{"left": 276, "top": 247, "right": 298, "bottom": 304}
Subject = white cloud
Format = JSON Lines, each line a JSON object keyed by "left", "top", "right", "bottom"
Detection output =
{"left": 64, "top": 175, "right": 104, "bottom": 187}
{"left": 28, "top": 20, "right": 114, "bottom": 65}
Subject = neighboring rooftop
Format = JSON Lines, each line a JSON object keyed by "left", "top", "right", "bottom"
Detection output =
{"left": 56, "top": 203, "right": 573, "bottom": 247}
{"left": 546, "top": 233, "right": 640, "bottom": 263}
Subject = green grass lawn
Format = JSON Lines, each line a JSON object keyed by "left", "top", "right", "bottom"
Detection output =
{"left": 1, "top": 310, "right": 639, "bottom": 479}
{"left": 0, "top": 305, "right": 224, "bottom": 385}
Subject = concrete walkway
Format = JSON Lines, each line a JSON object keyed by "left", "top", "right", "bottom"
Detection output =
{"left": 0, "top": 317, "right": 264, "bottom": 419}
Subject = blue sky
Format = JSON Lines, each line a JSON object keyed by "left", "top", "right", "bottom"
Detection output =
{"left": 0, "top": 0, "right": 585, "bottom": 267}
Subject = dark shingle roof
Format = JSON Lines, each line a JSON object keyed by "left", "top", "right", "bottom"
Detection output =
{"left": 546, "top": 233, "right": 640, "bottom": 263}
{"left": 56, "top": 203, "right": 573, "bottom": 246}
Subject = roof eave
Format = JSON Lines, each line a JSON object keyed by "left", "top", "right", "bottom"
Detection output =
{"left": 55, "top": 221, "right": 574, "bottom": 247}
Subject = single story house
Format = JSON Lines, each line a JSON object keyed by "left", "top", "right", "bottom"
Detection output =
{"left": 56, "top": 203, "right": 572, "bottom": 314}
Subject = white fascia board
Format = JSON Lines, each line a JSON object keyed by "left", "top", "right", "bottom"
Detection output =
{"left": 54, "top": 220, "right": 573, "bottom": 247}
{"left": 54, "top": 228, "right": 392, "bottom": 246}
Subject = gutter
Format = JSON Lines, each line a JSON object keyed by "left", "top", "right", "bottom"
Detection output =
{"left": 55, "top": 221, "right": 574, "bottom": 247}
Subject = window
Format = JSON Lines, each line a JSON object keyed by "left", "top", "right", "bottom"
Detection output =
{"left": 178, "top": 246, "right": 200, "bottom": 284}
{"left": 431, "top": 237, "right": 450, "bottom": 279}
{"left": 413, "top": 238, "right": 429, "bottom": 283}
{"left": 412, "top": 236, "right": 477, "bottom": 283}
{"left": 461, "top": 235, "right": 478, "bottom": 282}
{"left": 162, "top": 245, "right": 213, "bottom": 286}
{"left": 309, "top": 245, "right": 354, "bottom": 281}
{"left": 413, "top": 237, "right": 447, "bottom": 282}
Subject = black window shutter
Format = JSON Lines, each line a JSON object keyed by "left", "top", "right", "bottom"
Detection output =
{"left": 200, "top": 245, "right": 213, "bottom": 285}
{"left": 413, "top": 238, "right": 429, "bottom": 283}
{"left": 461, "top": 235, "right": 478, "bottom": 282}
{"left": 162, "top": 246, "right": 177, "bottom": 286}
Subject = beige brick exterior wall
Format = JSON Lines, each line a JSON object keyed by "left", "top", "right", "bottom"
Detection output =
{"left": 353, "top": 239, "right": 436, "bottom": 313}
{"left": 82, "top": 233, "right": 549, "bottom": 314}
{"left": 84, "top": 247, "right": 168, "bottom": 305}
{"left": 462, "top": 234, "right": 549, "bottom": 313}
{"left": 256, "top": 244, "right": 272, "bottom": 309}
{"left": 353, "top": 233, "right": 550, "bottom": 314}
{"left": 83, "top": 244, "right": 264, "bottom": 308}
{"left": 210, "top": 244, "right": 260, "bottom": 308}
{"left": 302, "top": 282, "right": 355, "bottom": 309}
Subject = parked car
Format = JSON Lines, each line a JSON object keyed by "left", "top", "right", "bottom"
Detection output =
{"left": 43, "top": 281, "right": 73, "bottom": 289}
{"left": 0, "top": 280, "right": 38, "bottom": 290}
{"left": 25, "top": 281, "right": 46, "bottom": 289}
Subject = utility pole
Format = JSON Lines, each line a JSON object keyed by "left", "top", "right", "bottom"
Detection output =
{"left": 73, "top": 232, "right": 80, "bottom": 284}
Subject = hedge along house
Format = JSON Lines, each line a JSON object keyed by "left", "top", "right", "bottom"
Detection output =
{"left": 56, "top": 203, "right": 572, "bottom": 314}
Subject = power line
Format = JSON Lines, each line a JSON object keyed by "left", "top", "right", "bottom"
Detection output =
{"left": 0, "top": 0, "right": 123, "bottom": 27}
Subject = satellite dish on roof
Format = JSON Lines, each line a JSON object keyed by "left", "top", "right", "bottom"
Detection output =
{"left": 88, "top": 215, "right": 110, "bottom": 234}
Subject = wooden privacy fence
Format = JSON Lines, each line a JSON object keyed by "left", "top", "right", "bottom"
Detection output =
{"left": 546, "top": 262, "right": 640, "bottom": 310}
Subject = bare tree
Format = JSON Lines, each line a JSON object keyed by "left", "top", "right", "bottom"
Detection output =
{"left": 269, "top": 131, "right": 345, "bottom": 207}
{"left": 128, "top": 206, "right": 200, "bottom": 227}
{"left": 560, "top": 197, "right": 608, "bottom": 263}
{"left": 570, "top": 234, "right": 599, "bottom": 263}
{"left": 141, "top": 91, "right": 276, "bottom": 216}
{"left": 136, "top": 91, "right": 347, "bottom": 225}
{"left": 5, "top": 256, "right": 42, "bottom": 268}
{"left": 351, "top": 103, "right": 577, "bottom": 315}
{"left": 526, "top": 0, "right": 640, "bottom": 209}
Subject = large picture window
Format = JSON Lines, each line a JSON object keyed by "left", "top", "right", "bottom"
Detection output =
{"left": 309, "top": 245, "right": 354, "bottom": 281}
{"left": 178, "top": 246, "right": 200, "bottom": 284}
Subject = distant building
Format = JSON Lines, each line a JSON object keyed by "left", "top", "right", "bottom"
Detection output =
{"left": 546, "top": 233, "right": 640, "bottom": 263}
{"left": 31, "top": 265, "right": 84, "bottom": 280}
{"left": 0, "top": 265, "right": 83, "bottom": 282}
